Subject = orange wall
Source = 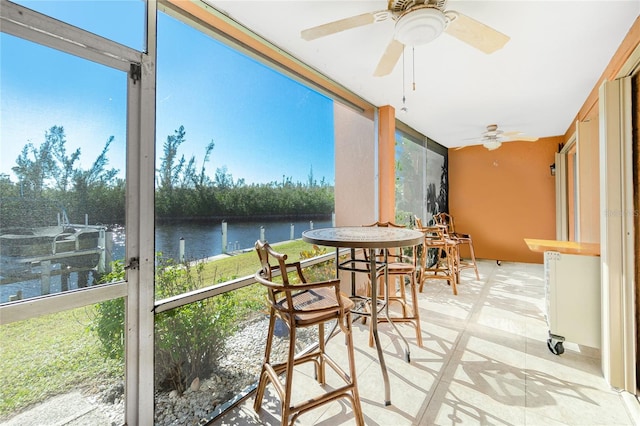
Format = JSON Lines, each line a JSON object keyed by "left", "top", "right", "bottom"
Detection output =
{"left": 449, "top": 136, "right": 562, "bottom": 263}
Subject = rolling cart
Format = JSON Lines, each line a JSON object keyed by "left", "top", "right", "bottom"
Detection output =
{"left": 525, "top": 239, "right": 601, "bottom": 355}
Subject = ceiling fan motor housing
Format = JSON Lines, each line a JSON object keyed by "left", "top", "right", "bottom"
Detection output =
{"left": 394, "top": 6, "right": 447, "bottom": 46}
{"left": 483, "top": 124, "right": 503, "bottom": 137}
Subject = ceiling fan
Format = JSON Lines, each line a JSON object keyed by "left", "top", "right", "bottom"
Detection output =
{"left": 301, "top": 0, "right": 510, "bottom": 77}
{"left": 462, "top": 124, "right": 539, "bottom": 151}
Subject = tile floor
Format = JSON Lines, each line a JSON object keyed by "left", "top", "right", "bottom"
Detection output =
{"left": 212, "top": 260, "right": 640, "bottom": 425}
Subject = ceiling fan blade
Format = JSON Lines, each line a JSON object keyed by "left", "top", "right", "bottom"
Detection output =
{"left": 502, "top": 131, "right": 539, "bottom": 142}
{"left": 444, "top": 11, "right": 509, "bottom": 54}
{"left": 373, "top": 38, "right": 404, "bottom": 77}
{"left": 301, "top": 11, "right": 382, "bottom": 41}
{"left": 511, "top": 136, "right": 539, "bottom": 142}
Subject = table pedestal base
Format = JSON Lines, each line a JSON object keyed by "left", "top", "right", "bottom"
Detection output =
{"left": 338, "top": 248, "right": 411, "bottom": 405}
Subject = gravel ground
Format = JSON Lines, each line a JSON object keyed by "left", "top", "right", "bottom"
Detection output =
{"left": 154, "top": 315, "right": 323, "bottom": 425}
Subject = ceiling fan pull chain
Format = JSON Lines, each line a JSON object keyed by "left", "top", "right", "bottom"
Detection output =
{"left": 412, "top": 47, "right": 416, "bottom": 91}
{"left": 401, "top": 48, "right": 408, "bottom": 112}
{"left": 402, "top": 48, "right": 405, "bottom": 94}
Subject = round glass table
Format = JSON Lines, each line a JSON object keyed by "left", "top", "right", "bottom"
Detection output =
{"left": 302, "top": 226, "right": 424, "bottom": 406}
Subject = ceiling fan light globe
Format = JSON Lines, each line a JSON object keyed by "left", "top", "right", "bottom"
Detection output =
{"left": 483, "top": 140, "right": 501, "bottom": 150}
{"left": 394, "top": 7, "right": 447, "bottom": 46}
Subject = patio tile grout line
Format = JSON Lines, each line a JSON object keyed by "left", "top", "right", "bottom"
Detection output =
{"left": 415, "top": 261, "right": 500, "bottom": 424}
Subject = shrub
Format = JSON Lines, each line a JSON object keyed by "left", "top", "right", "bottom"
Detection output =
{"left": 92, "top": 255, "right": 240, "bottom": 394}
{"left": 91, "top": 260, "right": 126, "bottom": 360}
{"left": 298, "top": 244, "right": 333, "bottom": 282}
{"left": 153, "top": 257, "right": 237, "bottom": 393}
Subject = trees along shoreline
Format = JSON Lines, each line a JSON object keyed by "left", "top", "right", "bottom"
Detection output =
{"left": 1, "top": 125, "right": 334, "bottom": 227}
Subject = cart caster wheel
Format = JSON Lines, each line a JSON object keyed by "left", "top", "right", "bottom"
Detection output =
{"left": 547, "top": 339, "right": 564, "bottom": 355}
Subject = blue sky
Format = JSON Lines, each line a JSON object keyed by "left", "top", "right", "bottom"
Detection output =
{"left": 1, "top": 1, "right": 335, "bottom": 185}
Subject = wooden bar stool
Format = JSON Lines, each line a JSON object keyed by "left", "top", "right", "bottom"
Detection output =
{"left": 253, "top": 241, "right": 364, "bottom": 426}
{"left": 363, "top": 222, "right": 423, "bottom": 347}
{"left": 417, "top": 224, "right": 459, "bottom": 295}
{"left": 433, "top": 212, "right": 479, "bottom": 280}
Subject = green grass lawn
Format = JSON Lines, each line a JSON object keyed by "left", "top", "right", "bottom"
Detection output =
{"left": 195, "top": 239, "right": 317, "bottom": 284}
{"left": 0, "top": 305, "right": 123, "bottom": 419}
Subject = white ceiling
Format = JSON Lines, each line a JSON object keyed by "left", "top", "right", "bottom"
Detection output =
{"left": 205, "top": 1, "right": 639, "bottom": 148}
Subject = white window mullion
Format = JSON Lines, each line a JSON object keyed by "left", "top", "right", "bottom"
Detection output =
{"left": 125, "top": 0, "right": 158, "bottom": 423}
{"left": 0, "top": 0, "right": 138, "bottom": 72}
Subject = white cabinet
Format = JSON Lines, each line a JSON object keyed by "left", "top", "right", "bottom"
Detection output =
{"left": 544, "top": 251, "right": 601, "bottom": 354}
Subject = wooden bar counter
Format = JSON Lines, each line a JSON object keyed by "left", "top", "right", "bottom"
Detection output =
{"left": 524, "top": 238, "right": 600, "bottom": 256}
